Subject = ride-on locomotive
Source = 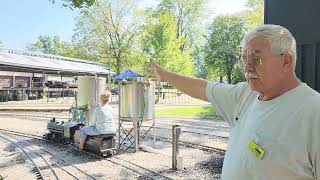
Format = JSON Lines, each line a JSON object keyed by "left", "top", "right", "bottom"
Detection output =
{"left": 44, "top": 76, "right": 116, "bottom": 157}
{"left": 44, "top": 118, "right": 116, "bottom": 157}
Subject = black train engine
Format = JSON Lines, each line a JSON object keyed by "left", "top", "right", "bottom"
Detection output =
{"left": 44, "top": 118, "right": 116, "bottom": 157}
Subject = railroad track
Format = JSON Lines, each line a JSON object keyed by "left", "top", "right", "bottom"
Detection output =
{"left": 0, "top": 132, "right": 50, "bottom": 180}
{"left": 1, "top": 112, "right": 228, "bottom": 155}
{"left": 0, "top": 130, "right": 96, "bottom": 180}
{"left": 0, "top": 112, "right": 68, "bottom": 122}
{"left": 79, "top": 148, "right": 174, "bottom": 180}
{"left": 142, "top": 134, "right": 226, "bottom": 155}
{"left": 136, "top": 123, "right": 229, "bottom": 140}
{"left": 117, "top": 120, "right": 229, "bottom": 141}
{"left": 0, "top": 129, "right": 173, "bottom": 180}
{"left": 0, "top": 112, "right": 230, "bottom": 139}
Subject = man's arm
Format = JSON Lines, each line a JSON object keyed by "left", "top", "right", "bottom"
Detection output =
{"left": 149, "top": 61, "right": 209, "bottom": 101}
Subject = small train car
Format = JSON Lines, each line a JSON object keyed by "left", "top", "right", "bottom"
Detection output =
{"left": 44, "top": 118, "right": 116, "bottom": 157}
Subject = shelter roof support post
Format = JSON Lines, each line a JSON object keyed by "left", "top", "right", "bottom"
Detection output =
{"left": 42, "top": 71, "right": 46, "bottom": 88}
{"left": 12, "top": 76, "right": 15, "bottom": 88}
{"left": 31, "top": 73, "right": 34, "bottom": 88}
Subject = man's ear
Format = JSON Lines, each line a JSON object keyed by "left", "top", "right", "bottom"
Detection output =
{"left": 282, "top": 53, "right": 293, "bottom": 72}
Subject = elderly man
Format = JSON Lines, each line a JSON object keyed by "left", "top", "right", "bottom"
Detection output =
{"left": 149, "top": 24, "right": 320, "bottom": 180}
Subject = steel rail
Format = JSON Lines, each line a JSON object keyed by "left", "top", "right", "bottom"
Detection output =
{"left": 0, "top": 128, "right": 173, "bottom": 180}
{"left": 0, "top": 132, "right": 45, "bottom": 180}
{"left": 0, "top": 129, "right": 95, "bottom": 180}
{"left": 0, "top": 112, "right": 229, "bottom": 139}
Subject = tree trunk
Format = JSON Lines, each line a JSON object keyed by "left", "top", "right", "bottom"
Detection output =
{"left": 227, "top": 74, "right": 232, "bottom": 84}
{"left": 116, "top": 53, "right": 121, "bottom": 74}
{"left": 227, "top": 69, "right": 232, "bottom": 84}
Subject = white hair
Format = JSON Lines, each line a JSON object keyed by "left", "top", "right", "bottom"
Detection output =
{"left": 242, "top": 24, "right": 297, "bottom": 69}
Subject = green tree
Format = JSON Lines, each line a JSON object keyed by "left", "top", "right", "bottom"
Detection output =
{"left": 204, "top": 15, "right": 246, "bottom": 83}
{"left": 242, "top": 0, "right": 264, "bottom": 29}
{"left": 156, "top": 0, "right": 205, "bottom": 52}
{"left": 141, "top": 12, "right": 194, "bottom": 76}
{"left": 50, "top": 0, "right": 95, "bottom": 9}
{"left": 61, "top": 39, "right": 99, "bottom": 61}
{"left": 193, "top": 45, "right": 209, "bottom": 79}
{"left": 73, "top": 0, "right": 141, "bottom": 74}
{"left": 0, "top": 41, "right": 3, "bottom": 48}
{"left": 231, "top": 66, "right": 245, "bottom": 84}
{"left": 26, "top": 35, "right": 96, "bottom": 61}
{"left": 155, "top": 0, "right": 208, "bottom": 79}
{"left": 26, "top": 36, "right": 66, "bottom": 55}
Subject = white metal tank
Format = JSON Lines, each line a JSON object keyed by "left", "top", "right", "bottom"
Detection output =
{"left": 120, "top": 79, "right": 155, "bottom": 120}
{"left": 77, "top": 76, "right": 106, "bottom": 121}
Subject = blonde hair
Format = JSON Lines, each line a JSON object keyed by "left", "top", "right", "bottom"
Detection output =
{"left": 101, "top": 90, "right": 111, "bottom": 105}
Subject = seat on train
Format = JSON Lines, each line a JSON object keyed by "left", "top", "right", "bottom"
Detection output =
{"left": 87, "top": 133, "right": 115, "bottom": 140}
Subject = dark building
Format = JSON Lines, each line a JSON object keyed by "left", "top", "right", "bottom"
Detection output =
{"left": 0, "top": 71, "right": 44, "bottom": 88}
{"left": 265, "top": 0, "right": 320, "bottom": 92}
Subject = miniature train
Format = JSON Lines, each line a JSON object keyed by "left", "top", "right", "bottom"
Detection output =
{"left": 44, "top": 118, "right": 116, "bottom": 157}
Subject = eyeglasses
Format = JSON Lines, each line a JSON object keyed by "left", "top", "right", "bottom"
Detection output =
{"left": 238, "top": 56, "right": 263, "bottom": 70}
{"left": 239, "top": 53, "right": 284, "bottom": 70}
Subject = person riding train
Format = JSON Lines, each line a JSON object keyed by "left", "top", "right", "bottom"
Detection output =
{"left": 79, "top": 90, "right": 116, "bottom": 150}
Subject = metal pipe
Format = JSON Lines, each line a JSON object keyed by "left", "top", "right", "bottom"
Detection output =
{"left": 172, "top": 124, "right": 181, "bottom": 170}
{"left": 133, "top": 80, "right": 139, "bottom": 152}
{"left": 117, "top": 81, "right": 121, "bottom": 153}
{"left": 152, "top": 81, "right": 156, "bottom": 147}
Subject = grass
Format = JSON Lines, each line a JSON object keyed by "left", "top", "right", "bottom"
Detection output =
{"left": 155, "top": 106, "right": 217, "bottom": 119}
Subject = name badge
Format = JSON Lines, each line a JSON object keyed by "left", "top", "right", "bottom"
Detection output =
{"left": 248, "top": 140, "right": 265, "bottom": 160}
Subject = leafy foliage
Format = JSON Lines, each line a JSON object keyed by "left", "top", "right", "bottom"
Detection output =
{"left": 31, "top": 0, "right": 264, "bottom": 81}
{"left": 154, "top": 0, "right": 206, "bottom": 78}
{"left": 156, "top": 0, "right": 205, "bottom": 52}
{"left": 141, "top": 12, "right": 194, "bottom": 76}
{"left": 72, "top": 0, "right": 141, "bottom": 74}
{"left": 26, "top": 35, "right": 98, "bottom": 61}
{"left": 242, "top": 0, "right": 264, "bottom": 29}
{"left": 193, "top": 45, "right": 209, "bottom": 79}
{"left": 26, "top": 36, "right": 66, "bottom": 55}
{"left": 203, "top": 0, "right": 264, "bottom": 83}
{"left": 50, "top": 0, "right": 95, "bottom": 9}
{"left": 204, "top": 15, "right": 246, "bottom": 83}
{"left": 232, "top": 66, "right": 246, "bottom": 84}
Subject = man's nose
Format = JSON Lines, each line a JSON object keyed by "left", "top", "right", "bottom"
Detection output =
{"left": 244, "top": 60, "right": 255, "bottom": 72}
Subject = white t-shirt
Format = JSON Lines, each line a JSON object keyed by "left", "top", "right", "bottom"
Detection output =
{"left": 89, "top": 104, "right": 116, "bottom": 134}
{"left": 206, "top": 82, "right": 320, "bottom": 180}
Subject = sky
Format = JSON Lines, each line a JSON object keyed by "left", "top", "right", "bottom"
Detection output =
{"left": 0, "top": 0, "right": 247, "bottom": 50}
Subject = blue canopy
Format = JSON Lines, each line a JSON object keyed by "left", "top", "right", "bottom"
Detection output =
{"left": 113, "top": 70, "right": 144, "bottom": 81}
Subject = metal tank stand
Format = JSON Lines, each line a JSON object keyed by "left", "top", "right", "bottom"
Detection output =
{"left": 137, "top": 116, "right": 155, "bottom": 143}
{"left": 117, "top": 80, "right": 139, "bottom": 152}
{"left": 117, "top": 79, "right": 155, "bottom": 153}
{"left": 118, "top": 117, "right": 136, "bottom": 151}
